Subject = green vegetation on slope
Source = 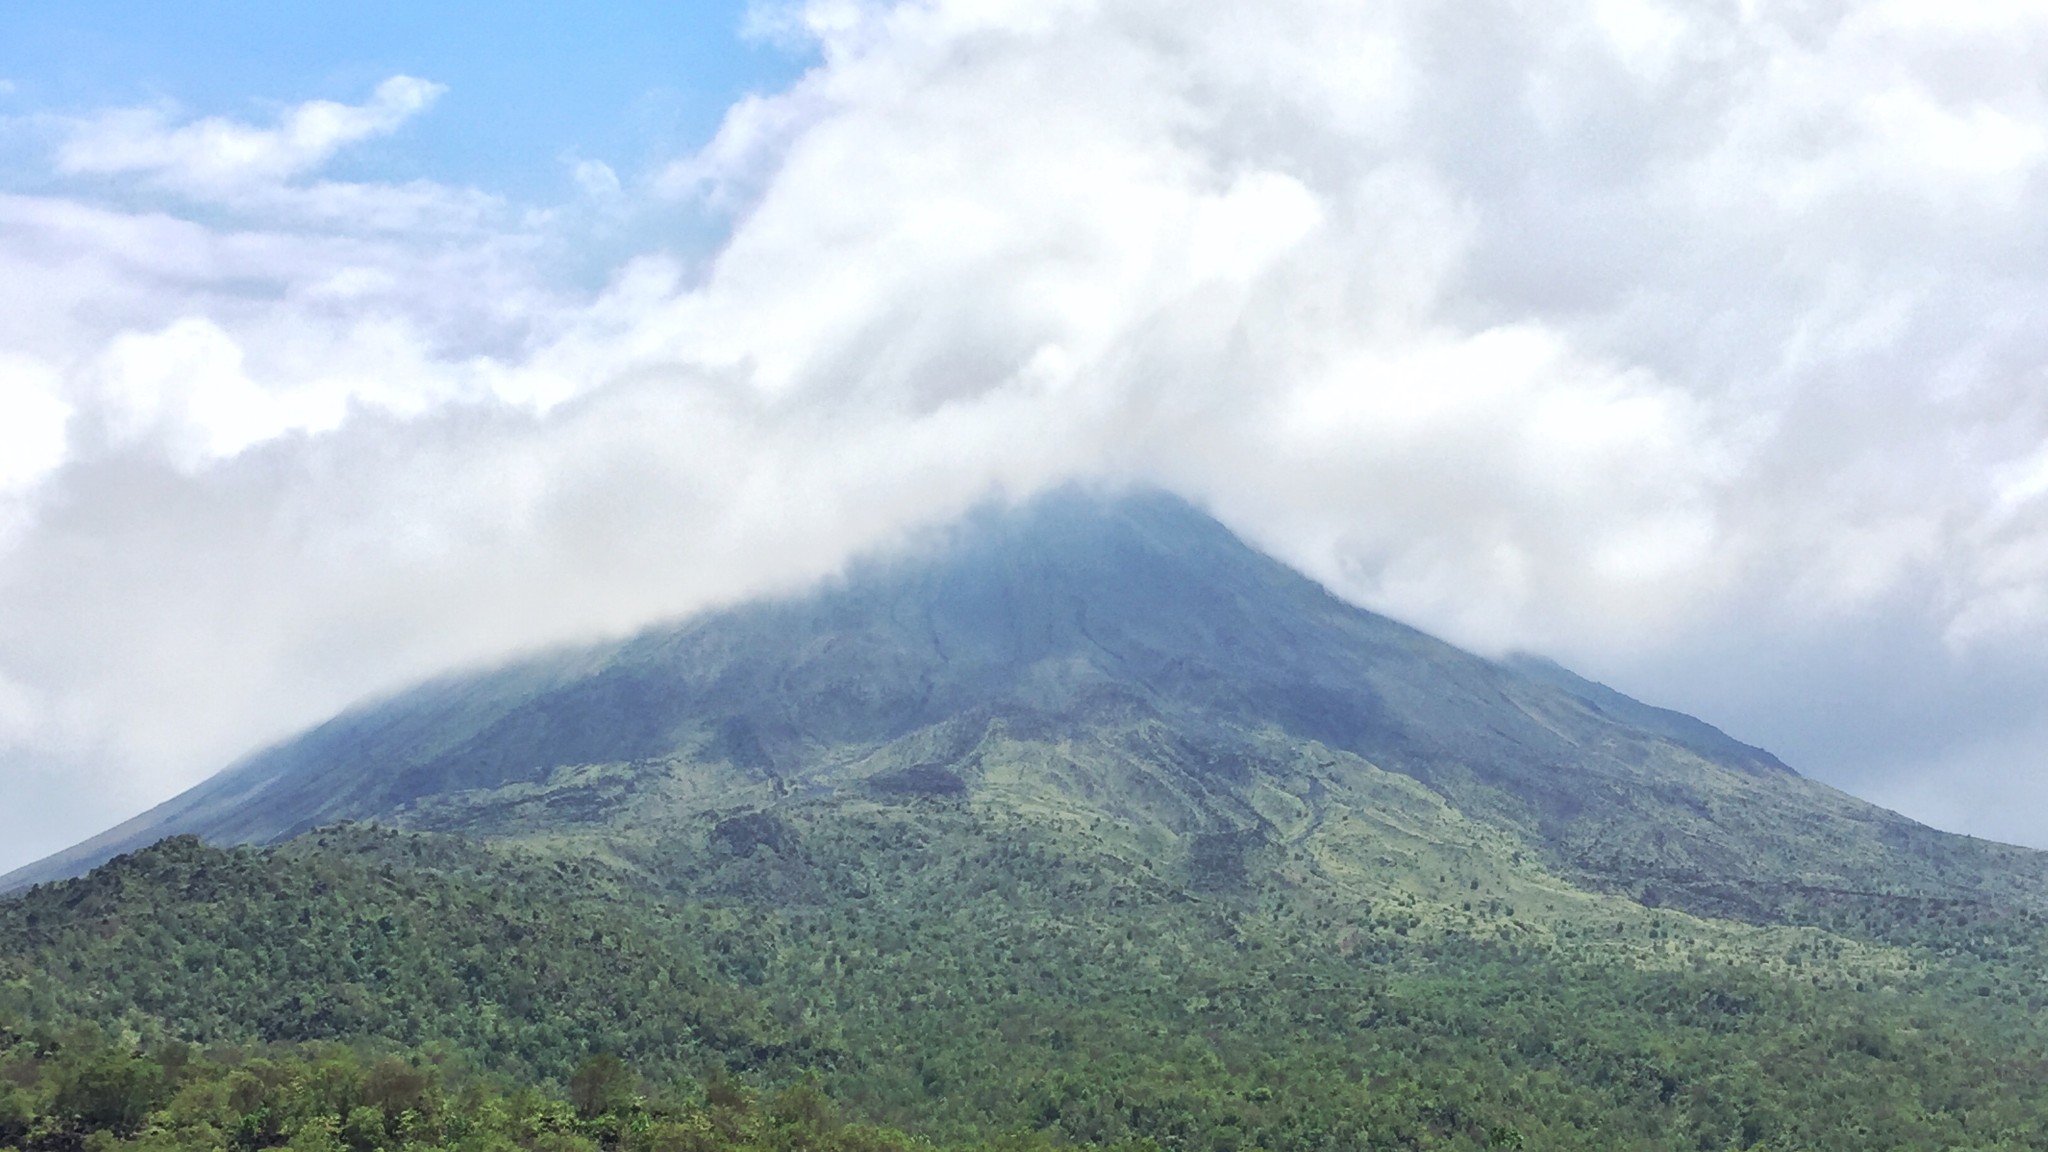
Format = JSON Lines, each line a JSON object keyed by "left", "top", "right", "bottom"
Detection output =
{"left": 0, "top": 831, "right": 812, "bottom": 1082}
{"left": 0, "top": 1024, "right": 1100, "bottom": 1152}
{"left": 15, "top": 494, "right": 2048, "bottom": 1150}
{"left": 9, "top": 817, "right": 2048, "bottom": 1152}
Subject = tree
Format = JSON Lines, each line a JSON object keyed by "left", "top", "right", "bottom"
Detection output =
{"left": 569, "top": 1054, "right": 636, "bottom": 1121}
{"left": 55, "top": 1049, "right": 164, "bottom": 1135}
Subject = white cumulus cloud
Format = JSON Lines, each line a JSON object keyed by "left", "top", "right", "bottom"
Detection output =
{"left": 0, "top": 355, "right": 68, "bottom": 494}
{"left": 52, "top": 77, "right": 499, "bottom": 232}
{"left": 58, "top": 76, "right": 444, "bottom": 193}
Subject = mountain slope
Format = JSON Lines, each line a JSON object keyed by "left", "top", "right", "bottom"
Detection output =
{"left": 16, "top": 488, "right": 2048, "bottom": 1151}
{"left": 0, "top": 827, "right": 813, "bottom": 1077}
{"left": 8, "top": 488, "right": 2044, "bottom": 921}
{"left": 12, "top": 804, "right": 2048, "bottom": 1152}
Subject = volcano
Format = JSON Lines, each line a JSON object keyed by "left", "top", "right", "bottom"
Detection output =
{"left": 12, "top": 487, "right": 2039, "bottom": 916}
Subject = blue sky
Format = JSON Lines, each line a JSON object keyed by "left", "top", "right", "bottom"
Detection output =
{"left": 0, "top": 0, "right": 810, "bottom": 201}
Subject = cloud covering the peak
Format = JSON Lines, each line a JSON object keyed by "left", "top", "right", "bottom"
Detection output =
{"left": 4, "top": 0, "right": 2048, "bottom": 868}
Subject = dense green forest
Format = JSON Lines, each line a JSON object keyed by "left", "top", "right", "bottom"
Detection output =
{"left": 0, "top": 1024, "right": 1116, "bottom": 1152}
{"left": 9, "top": 819, "right": 2048, "bottom": 1152}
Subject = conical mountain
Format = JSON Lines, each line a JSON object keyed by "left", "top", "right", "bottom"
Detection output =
{"left": 8, "top": 487, "right": 2041, "bottom": 913}
{"left": 20, "top": 487, "right": 2048, "bottom": 1152}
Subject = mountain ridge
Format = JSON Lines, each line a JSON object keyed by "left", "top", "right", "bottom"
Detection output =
{"left": 7, "top": 487, "right": 2039, "bottom": 918}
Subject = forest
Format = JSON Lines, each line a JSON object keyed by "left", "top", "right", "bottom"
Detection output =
{"left": 8, "top": 818, "right": 2048, "bottom": 1152}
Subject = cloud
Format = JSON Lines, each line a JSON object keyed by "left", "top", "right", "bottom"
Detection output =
{"left": 0, "top": 355, "right": 68, "bottom": 495}
{"left": 58, "top": 76, "right": 443, "bottom": 193}
{"left": 51, "top": 77, "right": 497, "bottom": 232}
{"left": 7, "top": 0, "right": 2048, "bottom": 867}
{"left": 570, "top": 159, "right": 623, "bottom": 203}
{"left": 0, "top": 354, "right": 69, "bottom": 553}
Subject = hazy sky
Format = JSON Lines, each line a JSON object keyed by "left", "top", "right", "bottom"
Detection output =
{"left": 4, "top": 0, "right": 2048, "bottom": 873}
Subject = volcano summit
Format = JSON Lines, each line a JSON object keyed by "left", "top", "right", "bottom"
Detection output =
{"left": 12, "top": 488, "right": 2036, "bottom": 915}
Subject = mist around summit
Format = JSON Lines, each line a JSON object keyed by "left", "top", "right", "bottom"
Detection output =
{"left": 13, "top": 487, "right": 2038, "bottom": 923}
